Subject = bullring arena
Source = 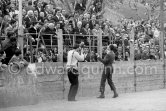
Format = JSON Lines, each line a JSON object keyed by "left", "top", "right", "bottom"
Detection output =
{"left": 0, "top": 0, "right": 166, "bottom": 111}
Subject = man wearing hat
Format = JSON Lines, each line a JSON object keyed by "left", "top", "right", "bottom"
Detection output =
{"left": 66, "top": 43, "right": 85, "bottom": 101}
{"left": 96, "top": 44, "right": 118, "bottom": 98}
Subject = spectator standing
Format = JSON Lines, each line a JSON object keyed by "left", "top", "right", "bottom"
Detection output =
{"left": 24, "top": 10, "right": 37, "bottom": 28}
{"left": 74, "top": 21, "right": 86, "bottom": 44}
{"left": 89, "top": 15, "right": 98, "bottom": 30}
{"left": 75, "top": 0, "right": 86, "bottom": 14}
{"left": 25, "top": 1, "right": 35, "bottom": 12}
{"left": 1, "top": 32, "right": 17, "bottom": 65}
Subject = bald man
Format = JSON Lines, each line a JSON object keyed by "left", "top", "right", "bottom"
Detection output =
{"left": 24, "top": 10, "right": 37, "bottom": 28}
{"left": 74, "top": 21, "right": 86, "bottom": 44}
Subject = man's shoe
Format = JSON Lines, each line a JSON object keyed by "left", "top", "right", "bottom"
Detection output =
{"left": 97, "top": 95, "right": 105, "bottom": 98}
{"left": 68, "top": 99, "right": 77, "bottom": 101}
{"left": 112, "top": 94, "right": 118, "bottom": 98}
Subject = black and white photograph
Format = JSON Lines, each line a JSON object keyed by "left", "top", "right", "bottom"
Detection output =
{"left": 0, "top": 0, "right": 166, "bottom": 111}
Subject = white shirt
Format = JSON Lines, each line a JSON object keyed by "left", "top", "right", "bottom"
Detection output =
{"left": 66, "top": 50, "right": 84, "bottom": 69}
{"left": 153, "top": 28, "right": 160, "bottom": 38}
{"left": 9, "top": 10, "right": 19, "bottom": 17}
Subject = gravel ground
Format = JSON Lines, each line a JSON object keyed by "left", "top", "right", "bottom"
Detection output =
{"left": 1, "top": 89, "right": 166, "bottom": 111}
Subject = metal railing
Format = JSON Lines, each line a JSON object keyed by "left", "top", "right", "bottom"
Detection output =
{"left": 0, "top": 30, "right": 161, "bottom": 63}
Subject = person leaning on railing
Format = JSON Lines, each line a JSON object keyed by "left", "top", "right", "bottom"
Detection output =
{"left": 73, "top": 21, "right": 87, "bottom": 44}
{"left": 9, "top": 49, "right": 28, "bottom": 69}
{"left": 41, "top": 22, "right": 57, "bottom": 46}
{"left": 83, "top": 46, "right": 91, "bottom": 62}
{"left": 1, "top": 32, "right": 17, "bottom": 65}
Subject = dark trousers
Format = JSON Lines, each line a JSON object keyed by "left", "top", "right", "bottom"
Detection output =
{"left": 67, "top": 70, "right": 79, "bottom": 101}
{"left": 99, "top": 66, "right": 116, "bottom": 94}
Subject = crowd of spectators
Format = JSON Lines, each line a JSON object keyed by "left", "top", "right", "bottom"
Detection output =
{"left": 0, "top": 0, "right": 163, "bottom": 64}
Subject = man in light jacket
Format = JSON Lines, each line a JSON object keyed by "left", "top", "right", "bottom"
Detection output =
{"left": 66, "top": 44, "right": 84, "bottom": 101}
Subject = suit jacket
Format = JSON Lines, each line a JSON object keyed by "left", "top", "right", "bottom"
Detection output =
{"left": 38, "top": 16, "right": 45, "bottom": 23}
{"left": 75, "top": 3, "right": 86, "bottom": 14}
{"left": 98, "top": 51, "right": 115, "bottom": 74}
{"left": 52, "top": 15, "right": 64, "bottom": 23}
{"left": 74, "top": 28, "right": 86, "bottom": 35}
{"left": 84, "top": 53, "right": 91, "bottom": 62}
{"left": 89, "top": 20, "right": 98, "bottom": 30}
{"left": 28, "top": 26, "right": 40, "bottom": 39}
{"left": 98, "top": 51, "right": 115, "bottom": 66}
{"left": 24, "top": 16, "right": 37, "bottom": 28}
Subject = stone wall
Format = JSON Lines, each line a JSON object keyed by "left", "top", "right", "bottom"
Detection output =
{"left": 0, "top": 65, "right": 38, "bottom": 108}
{"left": 0, "top": 61, "right": 166, "bottom": 108}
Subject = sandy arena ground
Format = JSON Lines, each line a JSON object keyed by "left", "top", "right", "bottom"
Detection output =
{"left": 1, "top": 89, "right": 166, "bottom": 111}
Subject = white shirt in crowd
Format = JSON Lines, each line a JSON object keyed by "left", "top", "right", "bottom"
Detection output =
{"left": 9, "top": 10, "right": 19, "bottom": 17}
{"left": 153, "top": 28, "right": 160, "bottom": 38}
{"left": 66, "top": 49, "right": 84, "bottom": 70}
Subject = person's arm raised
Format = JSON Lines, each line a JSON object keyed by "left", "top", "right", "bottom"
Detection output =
{"left": 97, "top": 54, "right": 111, "bottom": 65}
{"left": 75, "top": 49, "right": 84, "bottom": 61}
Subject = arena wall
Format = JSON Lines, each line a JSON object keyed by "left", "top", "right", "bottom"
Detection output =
{"left": 0, "top": 61, "right": 165, "bottom": 108}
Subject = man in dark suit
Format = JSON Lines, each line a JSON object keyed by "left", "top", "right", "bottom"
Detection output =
{"left": 1, "top": 32, "right": 17, "bottom": 65}
{"left": 24, "top": 10, "right": 37, "bottom": 28}
{"left": 52, "top": 10, "right": 63, "bottom": 23}
{"left": 74, "top": 21, "right": 86, "bottom": 44}
{"left": 25, "top": 1, "right": 35, "bottom": 12}
{"left": 75, "top": 0, "right": 86, "bottom": 14}
{"left": 28, "top": 23, "right": 41, "bottom": 45}
{"left": 42, "top": 23, "right": 57, "bottom": 46}
{"left": 96, "top": 44, "right": 118, "bottom": 98}
{"left": 84, "top": 47, "right": 90, "bottom": 62}
{"left": 89, "top": 14, "right": 98, "bottom": 30}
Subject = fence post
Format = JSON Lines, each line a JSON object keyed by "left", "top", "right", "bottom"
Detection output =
{"left": 73, "top": 34, "right": 76, "bottom": 46}
{"left": 18, "top": 0, "right": 23, "bottom": 58}
{"left": 122, "top": 36, "right": 125, "bottom": 60}
{"left": 51, "top": 34, "right": 53, "bottom": 49}
{"left": 57, "top": 29, "right": 63, "bottom": 62}
{"left": 98, "top": 29, "right": 103, "bottom": 58}
{"left": 29, "top": 37, "right": 33, "bottom": 63}
{"left": 159, "top": 0, "right": 166, "bottom": 88}
{"left": 130, "top": 28, "right": 135, "bottom": 61}
{"left": 129, "top": 27, "right": 136, "bottom": 92}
